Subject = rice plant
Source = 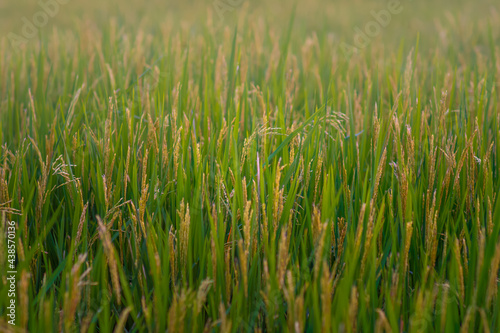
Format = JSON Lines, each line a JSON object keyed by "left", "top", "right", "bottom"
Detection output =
{"left": 0, "top": 0, "right": 499, "bottom": 331}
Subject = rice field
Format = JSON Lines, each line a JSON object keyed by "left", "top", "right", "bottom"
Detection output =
{"left": 0, "top": 0, "right": 500, "bottom": 331}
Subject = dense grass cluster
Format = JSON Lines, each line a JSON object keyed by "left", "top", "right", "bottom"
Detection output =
{"left": 1, "top": 0, "right": 500, "bottom": 331}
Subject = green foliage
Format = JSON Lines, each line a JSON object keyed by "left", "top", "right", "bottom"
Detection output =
{"left": 0, "top": 0, "right": 499, "bottom": 332}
